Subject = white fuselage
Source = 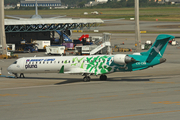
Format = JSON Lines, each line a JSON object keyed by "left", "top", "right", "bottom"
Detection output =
{"left": 7, "top": 55, "right": 115, "bottom": 75}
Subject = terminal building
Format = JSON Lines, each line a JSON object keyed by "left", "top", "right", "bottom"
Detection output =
{"left": 21, "top": 0, "right": 61, "bottom": 7}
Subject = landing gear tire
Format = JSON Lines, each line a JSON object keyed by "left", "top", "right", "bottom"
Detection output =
{"left": 100, "top": 75, "right": 107, "bottom": 80}
{"left": 19, "top": 73, "right": 25, "bottom": 78}
{"left": 83, "top": 76, "right": 91, "bottom": 82}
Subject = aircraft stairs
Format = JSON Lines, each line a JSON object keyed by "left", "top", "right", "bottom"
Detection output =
{"left": 90, "top": 33, "right": 112, "bottom": 55}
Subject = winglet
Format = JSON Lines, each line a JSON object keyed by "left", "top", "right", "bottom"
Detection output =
{"left": 59, "top": 65, "right": 64, "bottom": 73}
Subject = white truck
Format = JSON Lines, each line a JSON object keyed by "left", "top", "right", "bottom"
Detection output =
{"left": 0, "top": 44, "right": 15, "bottom": 51}
{"left": 45, "top": 46, "right": 65, "bottom": 56}
{"left": 33, "top": 40, "right": 51, "bottom": 50}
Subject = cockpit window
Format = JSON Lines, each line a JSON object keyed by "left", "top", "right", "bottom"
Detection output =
{"left": 13, "top": 61, "right": 17, "bottom": 64}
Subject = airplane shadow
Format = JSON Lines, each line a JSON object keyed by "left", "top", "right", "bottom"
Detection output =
{"left": 15, "top": 75, "right": 169, "bottom": 85}
{"left": 107, "top": 78, "right": 150, "bottom": 82}
{"left": 55, "top": 77, "right": 151, "bottom": 85}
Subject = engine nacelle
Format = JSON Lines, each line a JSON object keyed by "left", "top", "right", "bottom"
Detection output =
{"left": 114, "top": 54, "right": 135, "bottom": 64}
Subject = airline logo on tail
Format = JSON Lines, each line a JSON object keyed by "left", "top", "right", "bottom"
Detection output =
{"left": 152, "top": 43, "right": 163, "bottom": 56}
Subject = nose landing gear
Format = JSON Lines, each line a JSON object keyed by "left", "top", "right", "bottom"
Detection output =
{"left": 19, "top": 73, "right": 25, "bottom": 78}
{"left": 14, "top": 73, "right": 25, "bottom": 79}
{"left": 14, "top": 73, "right": 18, "bottom": 79}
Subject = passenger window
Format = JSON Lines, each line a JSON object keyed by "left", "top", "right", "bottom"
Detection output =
{"left": 69, "top": 61, "right": 70, "bottom": 63}
{"left": 72, "top": 61, "right": 74, "bottom": 63}
{"left": 51, "top": 61, "right": 52, "bottom": 63}
{"left": 62, "top": 61, "right": 63, "bottom": 63}
{"left": 58, "top": 61, "right": 59, "bottom": 63}
{"left": 54, "top": 61, "right": 56, "bottom": 63}
{"left": 47, "top": 62, "right": 48, "bottom": 64}
{"left": 39, "top": 62, "right": 41, "bottom": 64}
{"left": 43, "top": 62, "right": 45, "bottom": 64}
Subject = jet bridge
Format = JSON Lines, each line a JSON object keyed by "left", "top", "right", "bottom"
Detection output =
{"left": 4, "top": 18, "right": 103, "bottom": 33}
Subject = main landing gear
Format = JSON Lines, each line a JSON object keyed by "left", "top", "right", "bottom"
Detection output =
{"left": 100, "top": 74, "right": 107, "bottom": 80}
{"left": 82, "top": 74, "right": 107, "bottom": 82}
{"left": 83, "top": 75, "right": 91, "bottom": 82}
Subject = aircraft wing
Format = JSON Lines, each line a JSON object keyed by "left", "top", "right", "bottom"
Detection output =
{"left": 103, "top": 18, "right": 125, "bottom": 22}
{"left": 59, "top": 66, "right": 92, "bottom": 74}
{"left": 5, "top": 15, "right": 24, "bottom": 20}
{"left": 49, "top": 15, "right": 67, "bottom": 19}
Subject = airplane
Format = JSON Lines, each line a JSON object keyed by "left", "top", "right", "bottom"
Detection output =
{"left": 6, "top": 0, "right": 66, "bottom": 20}
{"left": 7, "top": 34, "right": 174, "bottom": 82}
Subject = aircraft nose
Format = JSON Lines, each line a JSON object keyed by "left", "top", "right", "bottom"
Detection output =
{"left": 7, "top": 65, "right": 12, "bottom": 72}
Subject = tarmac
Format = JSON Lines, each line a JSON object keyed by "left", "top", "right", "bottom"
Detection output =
{"left": 1, "top": 24, "right": 180, "bottom": 119}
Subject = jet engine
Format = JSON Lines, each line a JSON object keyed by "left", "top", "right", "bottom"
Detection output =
{"left": 113, "top": 54, "right": 136, "bottom": 64}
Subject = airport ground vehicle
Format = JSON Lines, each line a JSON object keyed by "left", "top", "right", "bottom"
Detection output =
{"left": 45, "top": 46, "right": 65, "bottom": 56}
{"left": 168, "top": 39, "right": 178, "bottom": 45}
{"left": 33, "top": 40, "right": 51, "bottom": 50}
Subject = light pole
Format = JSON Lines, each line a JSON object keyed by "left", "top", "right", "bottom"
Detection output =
{"left": 0, "top": 0, "right": 7, "bottom": 55}
{"left": 135, "top": 0, "right": 141, "bottom": 51}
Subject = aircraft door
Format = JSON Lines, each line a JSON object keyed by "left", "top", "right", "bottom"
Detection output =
{"left": 18, "top": 58, "right": 25, "bottom": 71}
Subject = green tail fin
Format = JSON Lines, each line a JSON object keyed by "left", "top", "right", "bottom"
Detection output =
{"left": 141, "top": 34, "right": 175, "bottom": 63}
{"left": 59, "top": 65, "right": 64, "bottom": 73}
